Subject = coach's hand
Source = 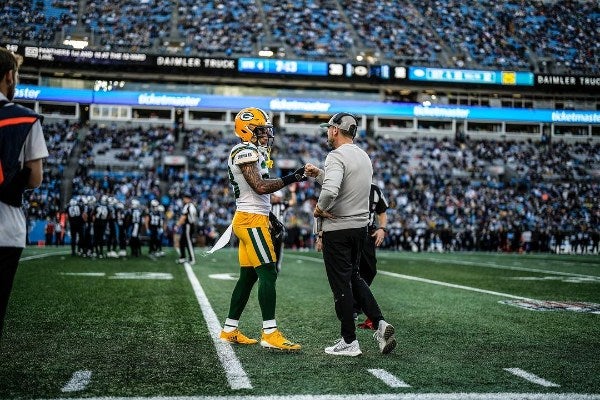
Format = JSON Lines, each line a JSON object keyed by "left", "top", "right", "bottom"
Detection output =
{"left": 281, "top": 165, "right": 307, "bottom": 186}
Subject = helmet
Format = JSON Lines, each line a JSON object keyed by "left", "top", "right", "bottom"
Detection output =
{"left": 234, "top": 107, "right": 273, "bottom": 142}
{"left": 69, "top": 198, "right": 78, "bottom": 206}
{"left": 131, "top": 199, "right": 140, "bottom": 209}
{"left": 150, "top": 199, "right": 159, "bottom": 208}
{"left": 100, "top": 195, "right": 108, "bottom": 205}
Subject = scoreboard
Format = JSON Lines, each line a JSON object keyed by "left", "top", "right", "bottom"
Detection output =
{"left": 4, "top": 43, "right": 599, "bottom": 92}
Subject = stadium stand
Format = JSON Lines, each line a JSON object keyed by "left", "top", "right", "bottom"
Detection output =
{"left": 176, "top": 0, "right": 264, "bottom": 56}
{"left": 2, "top": 0, "right": 598, "bottom": 252}
{"left": 81, "top": 0, "right": 171, "bottom": 51}
{"left": 23, "top": 118, "right": 598, "bottom": 255}
{"left": 3, "top": 0, "right": 599, "bottom": 73}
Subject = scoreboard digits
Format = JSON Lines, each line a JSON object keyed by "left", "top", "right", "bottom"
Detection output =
{"left": 238, "top": 58, "right": 327, "bottom": 76}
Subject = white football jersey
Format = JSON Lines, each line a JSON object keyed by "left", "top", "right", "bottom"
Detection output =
{"left": 228, "top": 142, "right": 271, "bottom": 215}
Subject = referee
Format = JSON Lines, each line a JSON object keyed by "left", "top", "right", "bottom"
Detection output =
{"left": 176, "top": 192, "right": 197, "bottom": 265}
{"left": 356, "top": 183, "right": 389, "bottom": 330}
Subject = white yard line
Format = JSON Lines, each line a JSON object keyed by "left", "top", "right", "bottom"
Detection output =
{"left": 41, "top": 393, "right": 600, "bottom": 400}
{"left": 60, "top": 370, "right": 92, "bottom": 392}
{"left": 20, "top": 250, "right": 70, "bottom": 261}
{"left": 378, "top": 270, "right": 535, "bottom": 301}
{"left": 293, "top": 254, "right": 536, "bottom": 301}
{"left": 183, "top": 262, "right": 252, "bottom": 390}
{"left": 379, "top": 254, "right": 599, "bottom": 280}
{"left": 504, "top": 368, "right": 561, "bottom": 387}
{"left": 367, "top": 369, "right": 411, "bottom": 388}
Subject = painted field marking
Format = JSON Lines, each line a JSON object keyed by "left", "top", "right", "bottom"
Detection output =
{"left": 109, "top": 272, "right": 173, "bottom": 280}
{"left": 507, "top": 276, "right": 600, "bottom": 283}
{"left": 504, "top": 368, "right": 560, "bottom": 387}
{"left": 367, "top": 368, "right": 411, "bottom": 388}
{"left": 61, "top": 370, "right": 92, "bottom": 392}
{"left": 60, "top": 272, "right": 106, "bottom": 277}
{"left": 39, "top": 393, "right": 600, "bottom": 400}
{"left": 58, "top": 272, "right": 174, "bottom": 280}
{"left": 378, "top": 270, "right": 534, "bottom": 301}
{"left": 20, "top": 250, "right": 70, "bottom": 261}
{"left": 380, "top": 254, "right": 599, "bottom": 280}
{"left": 208, "top": 273, "right": 238, "bottom": 281}
{"left": 293, "top": 254, "right": 532, "bottom": 300}
{"left": 289, "top": 255, "right": 598, "bottom": 312}
{"left": 183, "top": 262, "right": 252, "bottom": 390}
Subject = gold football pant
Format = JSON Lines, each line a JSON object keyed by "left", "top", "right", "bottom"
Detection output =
{"left": 233, "top": 211, "right": 276, "bottom": 267}
{"left": 229, "top": 211, "right": 278, "bottom": 320}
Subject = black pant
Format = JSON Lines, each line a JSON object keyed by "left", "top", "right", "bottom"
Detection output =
{"left": 354, "top": 232, "right": 377, "bottom": 314}
{"left": 179, "top": 224, "right": 195, "bottom": 261}
{"left": 359, "top": 232, "right": 377, "bottom": 285}
{"left": 0, "top": 247, "right": 23, "bottom": 339}
{"left": 69, "top": 220, "right": 83, "bottom": 255}
{"left": 322, "top": 227, "right": 383, "bottom": 343}
{"left": 149, "top": 226, "right": 159, "bottom": 253}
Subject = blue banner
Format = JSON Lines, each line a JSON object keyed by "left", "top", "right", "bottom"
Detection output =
{"left": 15, "top": 85, "right": 600, "bottom": 124}
{"left": 15, "top": 85, "right": 93, "bottom": 103}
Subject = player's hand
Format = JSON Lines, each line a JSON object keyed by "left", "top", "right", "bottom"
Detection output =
{"left": 291, "top": 166, "right": 308, "bottom": 182}
{"left": 315, "top": 236, "right": 323, "bottom": 252}
{"left": 281, "top": 166, "right": 307, "bottom": 186}
{"left": 304, "top": 163, "right": 320, "bottom": 178}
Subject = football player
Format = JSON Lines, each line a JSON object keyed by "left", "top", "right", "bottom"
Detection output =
{"left": 219, "top": 107, "right": 305, "bottom": 351}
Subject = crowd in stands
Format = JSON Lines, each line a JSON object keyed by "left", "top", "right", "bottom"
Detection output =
{"left": 343, "top": 0, "right": 443, "bottom": 65}
{"left": 491, "top": 0, "right": 600, "bottom": 74}
{"left": 4, "top": 0, "right": 599, "bottom": 74}
{"left": 177, "top": 0, "right": 264, "bottom": 56}
{"left": 26, "top": 121, "right": 599, "bottom": 255}
{"left": 81, "top": 0, "right": 171, "bottom": 50}
{"left": 263, "top": 0, "right": 355, "bottom": 60}
{"left": 1, "top": 0, "right": 76, "bottom": 44}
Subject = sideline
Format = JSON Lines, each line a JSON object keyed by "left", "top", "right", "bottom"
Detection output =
{"left": 20, "top": 250, "right": 71, "bottom": 261}
{"left": 378, "top": 253, "right": 600, "bottom": 280}
{"left": 183, "top": 262, "right": 252, "bottom": 390}
{"left": 38, "top": 392, "right": 600, "bottom": 400}
{"left": 292, "top": 254, "right": 534, "bottom": 301}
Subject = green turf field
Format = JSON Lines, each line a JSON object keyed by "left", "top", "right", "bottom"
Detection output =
{"left": 0, "top": 247, "right": 599, "bottom": 400}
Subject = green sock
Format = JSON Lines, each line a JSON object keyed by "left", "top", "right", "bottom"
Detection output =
{"left": 227, "top": 267, "right": 258, "bottom": 320}
{"left": 256, "top": 262, "right": 278, "bottom": 321}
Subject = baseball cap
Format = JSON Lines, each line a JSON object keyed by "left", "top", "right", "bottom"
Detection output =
{"left": 182, "top": 191, "right": 192, "bottom": 198}
{"left": 319, "top": 112, "right": 357, "bottom": 132}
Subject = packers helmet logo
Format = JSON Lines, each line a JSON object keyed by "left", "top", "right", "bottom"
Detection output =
{"left": 239, "top": 111, "right": 255, "bottom": 121}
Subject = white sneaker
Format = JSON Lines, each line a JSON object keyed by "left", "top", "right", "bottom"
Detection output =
{"left": 373, "top": 320, "right": 396, "bottom": 354}
{"left": 176, "top": 258, "right": 186, "bottom": 264}
{"left": 324, "top": 339, "right": 362, "bottom": 356}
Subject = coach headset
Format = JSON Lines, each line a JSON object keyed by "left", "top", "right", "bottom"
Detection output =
{"left": 331, "top": 112, "right": 358, "bottom": 139}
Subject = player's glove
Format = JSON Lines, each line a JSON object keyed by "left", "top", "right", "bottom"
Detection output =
{"left": 281, "top": 166, "right": 307, "bottom": 186}
{"left": 268, "top": 212, "right": 286, "bottom": 240}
